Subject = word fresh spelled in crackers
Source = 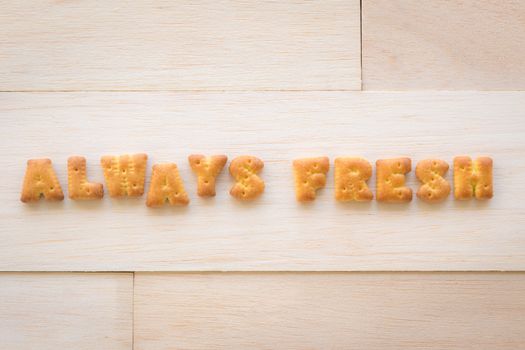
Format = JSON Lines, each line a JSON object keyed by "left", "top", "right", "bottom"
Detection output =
{"left": 20, "top": 154, "right": 493, "bottom": 205}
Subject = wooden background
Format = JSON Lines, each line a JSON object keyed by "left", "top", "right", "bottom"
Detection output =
{"left": 1, "top": 1, "right": 524, "bottom": 349}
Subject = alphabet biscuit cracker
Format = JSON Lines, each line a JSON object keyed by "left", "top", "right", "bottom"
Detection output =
{"left": 334, "top": 157, "right": 373, "bottom": 202}
{"left": 20, "top": 158, "right": 64, "bottom": 202}
{"left": 100, "top": 153, "right": 148, "bottom": 197}
{"left": 293, "top": 157, "right": 329, "bottom": 202}
{"left": 146, "top": 163, "right": 189, "bottom": 207}
{"left": 67, "top": 156, "right": 104, "bottom": 200}
{"left": 376, "top": 158, "right": 412, "bottom": 202}
{"left": 453, "top": 156, "right": 493, "bottom": 200}
{"left": 229, "top": 156, "right": 264, "bottom": 200}
{"left": 415, "top": 159, "right": 450, "bottom": 202}
{"left": 188, "top": 154, "right": 227, "bottom": 197}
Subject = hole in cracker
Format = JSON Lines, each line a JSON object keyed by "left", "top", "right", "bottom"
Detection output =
{"left": 49, "top": 186, "right": 54, "bottom": 191}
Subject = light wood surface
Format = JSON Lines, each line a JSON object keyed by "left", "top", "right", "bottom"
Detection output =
{"left": 0, "top": 0, "right": 361, "bottom": 91}
{"left": 134, "top": 272, "right": 525, "bottom": 350}
{"left": 2, "top": 1, "right": 525, "bottom": 348}
{"left": 362, "top": 0, "right": 525, "bottom": 90}
{"left": 1, "top": 91, "right": 524, "bottom": 271}
{"left": 0, "top": 273, "right": 133, "bottom": 350}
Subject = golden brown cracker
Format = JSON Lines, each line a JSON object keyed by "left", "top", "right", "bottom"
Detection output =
{"left": 100, "top": 153, "right": 148, "bottom": 197}
{"left": 415, "top": 159, "right": 450, "bottom": 202}
{"left": 188, "top": 154, "right": 227, "bottom": 197}
{"left": 293, "top": 157, "right": 329, "bottom": 202}
{"left": 376, "top": 158, "right": 412, "bottom": 202}
{"left": 454, "top": 156, "right": 493, "bottom": 200}
{"left": 146, "top": 163, "right": 189, "bottom": 207}
{"left": 229, "top": 156, "right": 264, "bottom": 200}
{"left": 67, "top": 156, "right": 104, "bottom": 200}
{"left": 334, "top": 157, "right": 373, "bottom": 202}
{"left": 20, "top": 158, "right": 64, "bottom": 203}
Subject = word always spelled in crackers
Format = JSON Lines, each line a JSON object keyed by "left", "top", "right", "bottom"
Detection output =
{"left": 146, "top": 163, "right": 189, "bottom": 207}
{"left": 188, "top": 154, "right": 227, "bottom": 197}
{"left": 229, "top": 156, "right": 265, "bottom": 200}
{"left": 376, "top": 158, "right": 413, "bottom": 202}
{"left": 100, "top": 153, "right": 148, "bottom": 197}
{"left": 20, "top": 158, "right": 64, "bottom": 202}
{"left": 415, "top": 159, "right": 450, "bottom": 202}
{"left": 454, "top": 156, "right": 493, "bottom": 200}
{"left": 67, "top": 156, "right": 104, "bottom": 200}
{"left": 334, "top": 157, "right": 373, "bottom": 202}
{"left": 293, "top": 157, "right": 329, "bottom": 202}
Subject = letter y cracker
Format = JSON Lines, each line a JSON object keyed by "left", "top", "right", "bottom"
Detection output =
{"left": 188, "top": 154, "right": 227, "bottom": 197}
{"left": 68, "top": 156, "right": 104, "bottom": 200}
{"left": 293, "top": 157, "right": 329, "bottom": 202}
{"left": 146, "top": 163, "right": 189, "bottom": 207}
{"left": 20, "top": 158, "right": 64, "bottom": 202}
{"left": 100, "top": 153, "right": 148, "bottom": 197}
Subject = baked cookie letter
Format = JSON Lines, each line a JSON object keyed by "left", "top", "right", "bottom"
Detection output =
{"left": 20, "top": 158, "right": 64, "bottom": 202}
{"left": 100, "top": 153, "right": 148, "bottom": 197}
{"left": 454, "top": 156, "right": 493, "bottom": 200}
{"left": 416, "top": 159, "right": 450, "bottom": 202}
{"left": 293, "top": 157, "right": 329, "bottom": 202}
{"left": 376, "top": 158, "right": 412, "bottom": 202}
{"left": 229, "top": 156, "right": 264, "bottom": 200}
{"left": 188, "top": 154, "right": 227, "bottom": 197}
{"left": 67, "top": 156, "right": 104, "bottom": 200}
{"left": 334, "top": 157, "right": 373, "bottom": 202}
{"left": 146, "top": 163, "right": 189, "bottom": 207}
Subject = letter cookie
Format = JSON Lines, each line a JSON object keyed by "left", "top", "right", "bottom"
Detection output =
{"left": 146, "top": 163, "right": 189, "bottom": 207}
{"left": 67, "top": 156, "right": 104, "bottom": 200}
{"left": 415, "top": 159, "right": 450, "bottom": 202}
{"left": 100, "top": 153, "right": 148, "bottom": 197}
{"left": 229, "top": 156, "right": 264, "bottom": 200}
{"left": 453, "top": 156, "right": 493, "bottom": 200}
{"left": 20, "top": 158, "right": 64, "bottom": 202}
{"left": 334, "top": 157, "right": 373, "bottom": 202}
{"left": 376, "top": 158, "right": 412, "bottom": 202}
{"left": 293, "top": 157, "right": 329, "bottom": 202}
{"left": 188, "top": 154, "right": 227, "bottom": 197}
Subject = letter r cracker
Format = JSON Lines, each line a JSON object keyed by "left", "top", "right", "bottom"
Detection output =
{"left": 334, "top": 157, "right": 373, "bottom": 201}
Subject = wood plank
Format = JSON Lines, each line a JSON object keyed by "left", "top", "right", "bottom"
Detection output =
{"left": 362, "top": 0, "right": 525, "bottom": 90}
{"left": 134, "top": 272, "right": 525, "bottom": 350}
{"left": 0, "top": 0, "right": 360, "bottom": 91}
{"left": 0, "top": 91, "right": 524, "bottom": 271}
{"left": 0, "top": 273, "right": 133, "bottom": 350}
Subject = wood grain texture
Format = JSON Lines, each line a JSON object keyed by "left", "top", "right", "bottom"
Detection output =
{"left": 0, "top": 91, "right": 524, "bottom": 271}
{"left": 134, "top": 272, "right": 525, "bottom": 350}
{"left": 362, "top": 0, "right": 525, "bottom": 90}
{"left": 0, "top": 0, "right": 360, "bottom": 91}
{"left": 0, "top": 273, "right": 133, "bottom": 350}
